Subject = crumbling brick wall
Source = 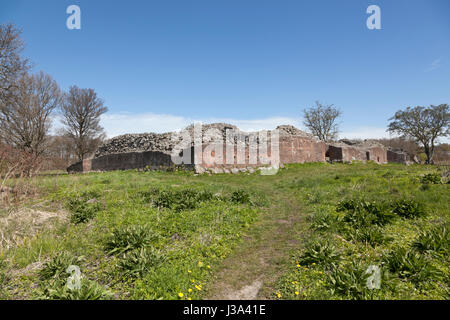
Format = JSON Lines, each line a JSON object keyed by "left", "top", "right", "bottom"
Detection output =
{"left": 67, "top": 151, "right": 177, "bottom": 173}
{"left": 387, "top": 150, "right": 408, "bottom": 164}
{"left": 368, "top": 147, "right": 387, "bottom": 163}
{"left": 327, "top": 145, "right": 387, "bottom": 163}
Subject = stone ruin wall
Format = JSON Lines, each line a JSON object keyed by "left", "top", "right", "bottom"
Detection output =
{"left": 326, "top": 140, "right": 388, "bottom": 164}
{"left": 67, "top": 124, "right": 396, "bottom": 173}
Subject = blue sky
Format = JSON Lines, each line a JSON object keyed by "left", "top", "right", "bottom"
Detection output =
{"left": 1, "top": 0, "right": 449, "bottom": 139}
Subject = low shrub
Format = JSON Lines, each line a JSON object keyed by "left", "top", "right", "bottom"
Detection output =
{"left": 117, "top": 247, "right": 167, "bottom": 278}
{"left": 391, "top": 199, "right": 426, "bottom": 219}
{"left": 297, "top": 239, "right": 341, "bottom": 269}
{"left": 104, "top": 225, "right": 157, "bottom": 255}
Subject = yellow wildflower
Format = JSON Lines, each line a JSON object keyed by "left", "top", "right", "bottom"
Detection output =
{"left": 188, "top": 288, "right": 192, "bottom": 293}
{"left": 178, "top": 293, "right": 184, "bottom": 298}
{"left": 295, "top": 291, "right": 299, "bottom": 295}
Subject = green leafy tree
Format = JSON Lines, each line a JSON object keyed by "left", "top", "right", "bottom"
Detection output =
{"left": 387, "top": 104, "right": 449, "bottom": 164}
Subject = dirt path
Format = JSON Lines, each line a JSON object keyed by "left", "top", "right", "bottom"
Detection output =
{"left": 206, "top": 193, "right": 308, "bottom": 300}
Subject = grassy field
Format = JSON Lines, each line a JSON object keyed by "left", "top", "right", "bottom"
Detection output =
{"left": 0, "top": 162, "right": 448, "bottom": 300}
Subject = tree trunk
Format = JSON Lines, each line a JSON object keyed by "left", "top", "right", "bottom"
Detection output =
{"left": 424, "top": 144, "right": 433, "bottom": 164}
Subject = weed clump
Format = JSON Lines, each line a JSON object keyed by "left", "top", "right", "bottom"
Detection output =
{"left": 420, "top": 173, "right": 441, "bottom": 185}
{"left": 40, "top": 278, "right": 112, "bottom": 300}
{"left": 117, "top": 247, "right": 167, "bottom": 278}
{"left": 297, "top": 239, "right": 341, "bottom": 269}
{"left": 391, "top": 199, "right": 426, "bottom": 219}
{"left": 383, "top": 247, "right": 441, "bottom": 285}
{"left": 349, "top": 225, "right": 390, "bottom": 247}
{"left": 104, "top": 225, "right": 158, "bottom": 255}
{"left": 39, "top": 252, "right": 81, "bottom": 281}
{"left": 67, "top": 191, "right": 102, "bottom": 224}
{"left": 310, "top": 212, "right": 339, "bottom": 232}
{"left": 153, "top": 189, "right": 214, "bottom": 211}
{"left": 325, "top": 261, "right": 372, "bottom": 299}
{"left": 412, "top": 224, "right": 449, "bottom": 256}
{"left": 337, "top": 200, "right": 396, "bottom": 227}
{"left": 230, "top": 189, "right": 251, "bottom": 204}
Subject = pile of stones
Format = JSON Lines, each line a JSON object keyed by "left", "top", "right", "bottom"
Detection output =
{"left": 95, "top": 123, "right": 313, "bottom": 158}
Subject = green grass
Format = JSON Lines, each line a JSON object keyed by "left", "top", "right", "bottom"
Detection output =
{"left": 0, "top": 163, "right": 448, "bottom": 300}
{"left": 275, "top": 163, "right": 449, "bottom": 300}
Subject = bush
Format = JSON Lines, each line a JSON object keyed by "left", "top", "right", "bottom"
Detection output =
{"left": 39, "top": 252, "right": 80, "bottom": 281}
{"left": 104, "top": 225, "right": 157, "bottom": 255}
{"left": 391, "top": 199, "right": 426, "bottom": 219}
{"left": 420, "top": 173, "right": 441, "bottom": 185}
{"left": 297, "top": 239, "right": 341, "bottom": 269}
{"left": 412, "top": 224, "right": 449, "bottom": 256}
{"left": 40, "top": 278, "right": 112, "bottom": 300}
{"left": 117, "top": 247, "right": 167, "bottom": 278}
{"left": 383, "top": 247, "right": 441, "bottom": 285}
{"left": 230, "top": 190, "right": 251, "bottom": 204}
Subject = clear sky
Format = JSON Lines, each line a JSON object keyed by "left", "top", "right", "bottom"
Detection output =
{"left": 1, "top": 0, "right": 449, "bottom": 139}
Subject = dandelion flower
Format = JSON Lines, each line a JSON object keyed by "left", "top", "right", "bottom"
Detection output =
{"left": 188, "top": 288, "right": 192, "bottom": 293}
{"left": 178, "top": 293, "right": 184, "bottom": 298}
{"left": 295, "top": 291, "right": 299, "bottom": 295}
{"left": 276, "top": 292, "right": 281, "bottom": 298}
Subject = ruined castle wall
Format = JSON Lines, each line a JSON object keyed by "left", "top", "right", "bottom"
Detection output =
{"left": 279, "top": 136, "right": 326, "bottom": 164}
{"left": 387, "top": 150, "right": 408, "bottom": 164}
{"left": 368, "top": 147, "right": 387, "bottom": 163}
{"left": 327, "top": 146, "right": 343, "bottom": 162}
{"left": 68, "top": 151, "right": 176, "bottom": 173}
{"left": 327, "top": 145, "right": 387, "bottom": 163}
{"left": 193, "top": 136, "right": 326, "bottom": 168}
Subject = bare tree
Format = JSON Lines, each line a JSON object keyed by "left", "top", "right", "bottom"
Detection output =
{"left": 61, "top": 86, "right": 108, "bottom": 161}
{"left": 0, "top": 23, "right": 30, "bottom": 122}
{"left": 303, "top": 101, "right": 342, "bottom": 141}
{"left": 0, "top": 71, "right": 62, "bottom": 158}
{"left": 388, "top": 104, "right": 449, "bottom": 164}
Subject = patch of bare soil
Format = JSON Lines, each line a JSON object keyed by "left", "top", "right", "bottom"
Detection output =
{"left": 206, "top": 196, "right": 307, "bottom": 300}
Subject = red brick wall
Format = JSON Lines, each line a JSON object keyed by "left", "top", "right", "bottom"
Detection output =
{"left": 195, "top": 136, "right": 326, "bottom": 168}
{"left": 327, "top": 145, "right": 387, "bottom": 164}
{"left": 368, "top": 147, "right": 387, "bottom": 163}
{"left": 387, "top": 150, "right": 407, "bottom": 163}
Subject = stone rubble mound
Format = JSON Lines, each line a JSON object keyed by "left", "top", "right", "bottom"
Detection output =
{"left": 334, "top": 139, "right": 385, "bottom": 149}
{"left": 95, "top": 123, "right": 312, "bottom": 158}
